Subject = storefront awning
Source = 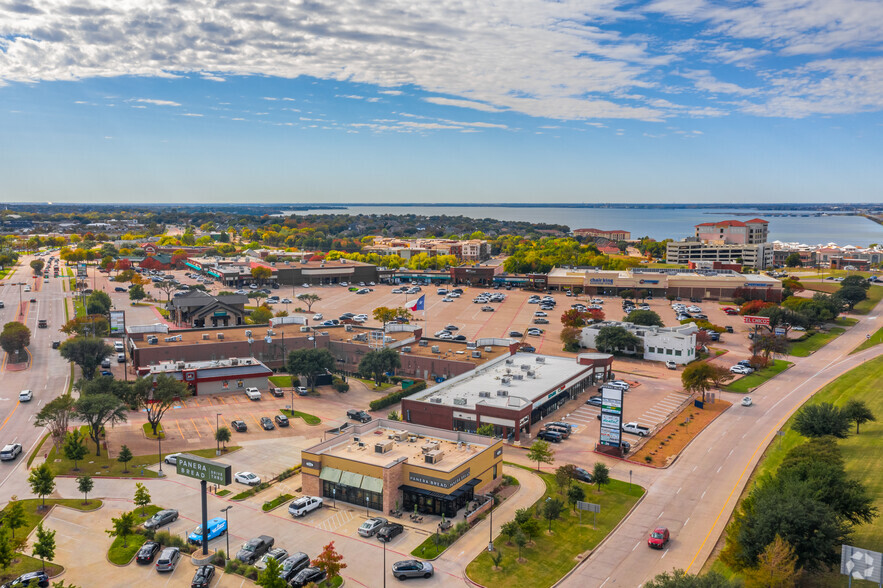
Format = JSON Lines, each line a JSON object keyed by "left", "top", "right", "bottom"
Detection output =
{"left": 319, "top": 467, "right": 342, "bottom": 483}
{"left": 361, "top": 476, "right": 384, "bottom": 494}
{"left": 339, "top": 471, "right": 364, "bottom": 488}
{"left": 399, "top": 484, "right": 451, "bottom": 501}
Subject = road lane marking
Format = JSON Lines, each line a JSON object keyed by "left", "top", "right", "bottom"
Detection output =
{"left": 0, "top": 400, "right": 21, "bottom": 433}
{"left": 657, "top": 511, "right": 664, "bottom": 519}
{"left": 684, "top": 517, "right": 690, "bottom": 527}
{"left": 661, "top": 548, "right": 669, "bottom": 559}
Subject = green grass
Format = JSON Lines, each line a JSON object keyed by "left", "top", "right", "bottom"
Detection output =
{"left": 465, "top": 469, "right": 644, "bottom": 588}
{"left": 0, "top": 498, "right": 103, "bottom": 543}
{"left": 281, "top": 408, "right": 321, "bottom": 425}
{"left": 646, "top": 262, "right": 688, "bottom": 269}
{"left": 0, "top": 268, "right": 10, "bottom": 279}
{"left": 0, "top": 554, "right": 63, "bottom": 584}
{"left": 853, "top": 326, "right": 883, "bottom": 354}
{"left": 231, "top": 482, "right": 271, "bottom": 501}
{"left": 261, "top": 493, "right": 294, "bottom": 512}
{"left": 187, "top": 446, "right": 240, "bottom": 459}
{"left": 852, "top": 285, "right": 883, "bottom": 315}
{"left": 354, "top": 377, "right": 394, "bottom": 391}
{"left": 724, "top": 360, "right": 793, "bottom": 394}
{"left": 216, "top": 489, "right": 231, "bottom": 497}
{"left": 108, "top": 534, "right": 148, "bottom": 565}
{"left": 73, "top": 297, "right": 86, "bottom": 317}
{"left": 46, "top": 426, "right": 160, "bottom": 478}
{"left": 268, "top": 375, "right": 293, "bottom": 387}
{"left": 788, "top": 327, "right": 845, "bottom": 357}
{"left": 835, "top": 317, "right": 859, "bottom": 327}
{"left": 142, "top": 422, "right": 164, "bottom": 439}
{"left": 706, "top": 355, "right": 883, "bottom": 583}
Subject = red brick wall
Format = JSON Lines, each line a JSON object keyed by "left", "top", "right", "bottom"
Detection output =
{"left": 302, "top": 473, "right": 321, "bottom": 497}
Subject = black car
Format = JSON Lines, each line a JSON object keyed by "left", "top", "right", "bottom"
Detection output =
{"left": 508, "top": 331, "right": 523, "bottom": 338}
{"left": 270, "top": 387, "right": 285, "bottom": 397}
{"left": 0, "top": 572, "right": 49, "bottom": 587}
{"left": 135, "top": 541, "right": 161, "bottom": 564}
{"left": 573, "top": 467, "right": 592, "bottom": 483}
{"left": 376, "top": 522, "right": 405, "bottom": 542}
{"left": 279, "top": 552, "right": 311, "bottom": 583}
{"left": 260, "top": 417, "right": 275, "bottom": 430}
{"left": 231, "top": 420, "right": 247, "bottom": 432}
{"left": 236, "top": 535, "right": 275, "bottom": 564}
{"left": 191, "top": 565, "right": 215, "bottom": 588}
{"left": 347, "top": 409, "right": 372, "bottom": 423}
{"left": 537, "top": 430, "right": 562, "bottom": 443}
{"left": 453, "top": 335, "right": 467, "bottom": 341}
{"left": 290, "top": 567, "right": 327, "bottom": 587}
{"left": 274, "top": 414, "right": 290, "bottom": 427}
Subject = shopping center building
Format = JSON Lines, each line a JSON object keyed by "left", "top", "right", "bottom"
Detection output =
{"left": 301, "top": 420, "right": 504, "bottom": 517}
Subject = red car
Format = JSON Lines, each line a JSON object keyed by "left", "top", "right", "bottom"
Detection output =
{"left": 648, "top": 527, "right": 670, "bottom": 549}
{"left": 722, "top": 308, "right": 738, "bottom": 315}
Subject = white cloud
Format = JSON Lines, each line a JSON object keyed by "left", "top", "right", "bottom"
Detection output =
{"left": 133, "top": 98, "right": 181, "bottom": 107}
{"left": 379, "top": 90, "right": 403, "bottom": 96}
{"left": 422, "top": 97, "right": 504, "bottom": 112}
{"left": 180, "top": 112, "right": 203, "bottom": 117}
{"left": 201, "top": 73, "right": 226, "bottom": 82}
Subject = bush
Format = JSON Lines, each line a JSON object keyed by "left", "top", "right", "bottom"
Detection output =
{"left": 225, "top": 558, "right": 259, "bottom": 579}
{"left": 332, "top": 376, "right": 350, "bottom": 393}
{"left": 154, "top": 530, "right": 196, "bottom": 554}
{"left": 277, "top": 466, "right": 300, "bottom": 481}
{"left": 369, "top": 380, "right": 427, "bottom": 411}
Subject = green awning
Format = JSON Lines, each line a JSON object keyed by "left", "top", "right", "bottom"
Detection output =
{"left": 339, "top": 471, "right": 364, "bottom": 488}
{"left": 319, "top": 467, "right": 342, "bottom": 483}
{"left": 360, "top": 476, "right": 384, "bottom": 494}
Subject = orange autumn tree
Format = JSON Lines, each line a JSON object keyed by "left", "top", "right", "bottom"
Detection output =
{"left": 313, "top": 541, "right": 347, "bottom": 580}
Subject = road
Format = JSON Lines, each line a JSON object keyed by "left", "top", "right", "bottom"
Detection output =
{"left": 559, "top": 301, "right": 883, "bottom": 588}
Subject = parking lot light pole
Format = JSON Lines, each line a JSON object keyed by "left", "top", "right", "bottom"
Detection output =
{"left": 332, "top": 488, "right": 336, "bottom": 509}
{"left": 488, "top": 498, "right": 494, "bottom": 552}
{"left": 216, "top": 413, "right": 221, "bottom": 456}
{"left": 383, "top": 538, "right": 387, "bottom": 588}
{"left": 366, "top": 496, "right": 369, "bottom": 517}
{"left": 221, "top": 506, "right": 232, "bottom": 560}
{"left": 157, "top": 434, "right": 163, "bottom": 476}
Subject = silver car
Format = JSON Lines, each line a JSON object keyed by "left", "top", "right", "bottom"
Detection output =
{"left": 155, "top": 547, "right": 180, "bottom": 572}
{"left": 143, "top": 509, "right": 178, "bottom": 530}
{"left": 358, "top": 517, "right": 388, "bottom": 537}
{"left": 391, "top": 560, "right": 434, "bottom": 580}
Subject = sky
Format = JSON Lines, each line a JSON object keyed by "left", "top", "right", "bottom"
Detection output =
{"left": 1, "top": 0, "right": 882, "bottom": 205}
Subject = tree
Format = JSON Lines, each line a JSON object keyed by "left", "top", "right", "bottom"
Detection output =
{"left": 520, "top": 517, "right": 540, "bottom": 544}
{"left": 681, "top": 362, "right": 716, "bottom": 403}
{"left": 0, "top": 321, "right": 31, "bottom": 361}
{"left": 567, "top": 484, "right": 586, "bottom": 512}
{"left": 500, "top": 520, "right": 519, "bottom": 545}
{"left": 554, "top": 464, "right": 577, "bottom": 493}
{"left": 32, "top": 523, "right": 56, "bottom": 572}
{"left": 592, "top": 462, "right": 610, "bottom": 492}
{"left": 792, "top": 403, "right": 851, "bottom": 438}
{"left": 106, "top": 511, "right": 136, "bottom": 548}
{"left": 287, "top": 348, "right": 336, "bottom": 392}
{"left": 542, "top": 497, "right": 564, "bottom": 532}
{"left": 625, "top": 309, "right": 664, "bottom": 327}
{"left": 644, "top": 569, "right": 739, "bottom": 587}
{"left": 476, "top": 423, "right": 494, "bottom": 436}
{"left": 754, "top": 334, "right": 790, "bottom": 360}
{"left": 841, "top": 275, "right": 870, "bottom": 290}
{"left": 74, "top": 392, "right": 128, "bottom": 455}
{"left": 619, "top": 289, "right": 636, "bottom": 300}
{"left": 255, "top": 554, "right": 288, "bottom": 588}
{"left": 86, "top": 290, "right": 112, "bottom": 315}
{"left": 4, "top": 498, "right": 26, "bottom": 539}
{"left": 130, "top": 373, "right": 190, "bottom": 436}
{"left": 77, "top": 475, "right": 94, "bottom": 505}
{"left": 35, "top": 395, "right": 76, "bottom": 450}
{"left": 117, "top": 445, "right": 133, "bottom": 473}
{"left": 133, "top": 483, "right": 151, "bottom": 516}
{"left": 526, "top": 439, "right": 554, "bottom": 471}
{"left": 513, "top": 528, "right": 528, "bottom": 562}
{"left": 559, "top": 326, "right": 581, "bottom": 352}
{"left": 708, "top": 364, "right": 736, "bottom": 389}
{"left": 58, "top": 337, "right": 115, "bottom": 380}
{"left": 742, "top": 535, "right": 800, "bottom": 587}
{"left": 0, "top": 529, "right": 14, "bottom": 571}
{"left": 63, "top": 429, "right": 88, "bottom": 471}
{"left": 843, "top": 399, "right": 875, "bottom": 434}
{"left": 249, "top": 304, "right": 273, "bottom": 324}
{"left": 154, "top": 279, "right": 178, "bottom": 304}
{"left": 251, "top": 265, "right": 272, "bottom": 284}
{"left": 215, "top": 426, "right": 231, "bottom": 449}
{"left": 593, "top": 326, "right": 643, "bottom": 354}
{"left": 30, "top": 259, "right": 45, "bottom": 275}
{"left": 296, "top": 293, "right": 321, "bottom": 312}
{"left": 372, "top": 306, "right": 398, "bottom": 324}
{"left": 560, "top": 309, "right": 587, "bottom": 328}
{"left": 835, "top": 285, "right": 868, "bottom": 310}
{"left": 312, "top": 541, "right": 347, "bottom": 580}
{"left": 358, "top": 348, "right": 401, "bottom": 384}
{"left": 59, "top": 314, "right": 109, "bottom": 337}
{"left": 128, "top": 283, "right": 146, "bottom": 303}
{"left": 28, "top": 464, "right": 56, "bottom": 509}
{"left": 784, "top": 252, "right": 802, "bottom": 267}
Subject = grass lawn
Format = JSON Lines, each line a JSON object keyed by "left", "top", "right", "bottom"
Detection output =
{"left": 0, "top": 498, "right": 103, "bottom": 544}
{"left": 0, "top": 555, "right": 63, "bottom": 584}
{"left": 268, "top": 375, "right": 294, "bottom": 387}
{"left": 142, "top": 422, "right": 164, "bottom": 439}
{"left": 852, "top": 285, "right": 883, "bottom": 315}
{"left": 281, "top": 408, "right": 321, "bottom": 425}
{"left": 705, "top": 355, "right": 883, "bottom": 582}
{"left": 354, "top": 377, "right": 394, "bottom": 391}
{"left": 261, "top": 493, "right": 294, "bottom": 512}
{"left": 724, "top": 360, "right": 793, "bottom": 394}
{"left": 73, "top": 297, "right": 86, "bottom": 317}
{"left": 216, "top": 489, "right": 231, "bottom": 497}
{"left": 465, "top": 469, "right": 644, "bottom": 588}
{"left": 789, "top": 327, "right": 844, "bottom": 357}
{"left": 835, "top": 317, "right": 859, "bottom": 327}
{"left": 853, "top": 326, "right": 883, "bottom": 354}
{"left": 27, "top": 433, "right": 50, "bottom": 468}
{"left": 108, "top": 534, "right": 149, "bottom": 565}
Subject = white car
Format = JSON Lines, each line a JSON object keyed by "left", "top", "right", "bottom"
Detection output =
{"left": 302, "top": 283, "right": 310, "bottom": 288}
{"left": 442, "top": 297, "right": 454, "bottom": 302}
{"left": 741, "top": 396, "right": 753, "bottom": 407}
{"left": 730, "top": 365, "right": 754, "bottom": 375}
{"left": 665, "top": 361, "right": 677, "bottom": 370}
{"left": 792, "top": 326, "right": 806, "bottom": 331}
{"left": 289, "top": 496, "right": 323, "bottom": 517}
{"left": 164, "top": 453, "right": 182, "bottom": 465}
{"left": 245, "top": 387, "right": 262, "bottom": 400}
{"left": 235, "top": 472, "right": 261, "bottom": 486}
{"left": 18, "top": 390, "right": 32, "bottom": 402}
{"left": 534, "top": 311, "right": 547, "bottom": 317}
{"left": 249, "top": 284, "right": 258, "bottom": 289}
{"left": 449, "top": 292, "right": 460, "bottom": 298}
{"left": 687, "top": 306, "right": 701, "bottom": 313}
{"left": 281, "top": 298, "right": 292, "bottom": 304}
{"left": 591, "top": 299, "right": 604, "bottom": 305}
{"left": 313, "top": 313, "right": 323, "bottom": 320}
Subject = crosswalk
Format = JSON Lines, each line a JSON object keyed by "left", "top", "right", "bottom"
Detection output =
{"left": 636, "top": 393, "right": 689, "bottom": 428}
{"left": 317, "top": 509, "right": 355, "bottom": 532}
{"left": 561, "top": 404, "right": 600, "bottom": 430}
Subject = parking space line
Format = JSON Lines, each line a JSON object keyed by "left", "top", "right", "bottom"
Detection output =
{"left": 251, "top": 414, "right": 262, "bottom": 427}
{"left": 190, "top": 419, "right": 201, "bottom": 437}
{"left": 175, "top": 419, "right": 184, "bottom": 438}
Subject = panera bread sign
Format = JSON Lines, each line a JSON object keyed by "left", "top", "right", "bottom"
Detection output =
{"left": 409, "top": 468, "right": 470, "bottom": 490}
{"left": 176, "top": 454, "right": 232, "bottom": 486}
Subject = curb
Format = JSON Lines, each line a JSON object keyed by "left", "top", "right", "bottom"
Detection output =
{"left": 106, "top": 535, "right": 148, "bottom": 568}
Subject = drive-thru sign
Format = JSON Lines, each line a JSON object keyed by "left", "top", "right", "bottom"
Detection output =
{"left": 176, "top": 454, "right": 231, "bottom": 556}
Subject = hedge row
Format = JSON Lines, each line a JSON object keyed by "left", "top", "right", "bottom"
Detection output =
{"left": 369, "top": 380, "right": 427, "bottom": 411}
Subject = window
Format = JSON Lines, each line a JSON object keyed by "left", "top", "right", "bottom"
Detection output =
{"left": 493, "top": 464, "right": 498, "bottom": 479}
{"left": 675, "top": 350, "right": 682, "bottom": 356}
{"left": 666, "top": 349, "right": 673, "bottom": 355}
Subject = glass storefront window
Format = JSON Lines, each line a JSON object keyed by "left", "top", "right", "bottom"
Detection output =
{"left": 322, "top": 481, "right": 383, "bottom": 512}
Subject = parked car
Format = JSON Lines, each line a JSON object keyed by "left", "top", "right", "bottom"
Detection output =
{"left": 481, "top": 306, "right": 494, "bottom": 312}
{"left": 188, "top": 517, "right": 227, "bottom": 544}
{"left": 270, "top": 387, "right": 285, "bottom": 397}
{"left": 358, "top": 517, "right": 388, "bottom": 537}
{"left": 377, "top": 522, "right": 405, "bottom": 542}
{"left": 279, "top": 553, "right": 312, "bottom": 583}
{"left": 143, "top": 509, "right": 178, "bottom": 530}
{"left": 586, "top": 395, "right": 603, "bottom": 407}
{"left": 648, "top": 527, "right": 670, "bottom": 549}
{"left": 163, "top": 453, "right": 182, "bottom": 465}
{"left": 234, "top": 472, "right": 261, "bottom": 486}
{"left": 621, "top": 422, "right": 651, "bottom": 436}
{"left": 537, "top": 430, "right": 562, "bottom": 443}
{"left": 0, "top": 443, "right": 23, "bottom": 461}
{"left": 296, "top": 386, "right": 309, "bottom": 395}
{"left": 289, "top": 496, "right": 323, "bottom": 517}
{"left": 191, "top": 564, "right": 215, "bottom": 588}
{"left": 254, "top": 547, "right": 289, "bottom": 571}
{"left": 231, "top": 420, "right": 247, "bottom": 432}
{"left": 274, "top": 414, "right": 290, "bottom": 427}
{"left": 347, "top": 409, "right": 372, "bottom": 423}
{"left": 290, "top": 567, "right": 327, "bottom": 587}
{"left": 236, "top": 535, "right": 275, "bottom": 564}
{"left": 245, "top": 387, "right": 262, "bottom": 400}
{"left": 665, "top": 361, "right": 677, "bottom": 370}
{"left": 155, "top": 547, "right": 181, "bottom": 572}
{"left": 533, "top": 318, "right": 549, "bottom": 324}
{"left": 573, "top": 467, "right": 592, "bottom": 483}
{"left": 508, "top": 331, "right": 523, "bottom": 338}
{"left": 392, "top": 560, "right": 435, "bottom": 580}
{"left": 260, "top": 416, "right": 275, "bottom": 430}
{"left": 520, "top": 345, "right": 536, "bottom": 352}
{"left": 0, "top": 572, "right": 49, "bottom": 587}
{"left": 135, "top": 540, "right": 161, "bottom": 564}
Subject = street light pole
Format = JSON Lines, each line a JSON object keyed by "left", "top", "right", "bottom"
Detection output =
{"left": 157, "top": 433, "right": 163, "bottom": 476}
{"left": 383, "top": 537, "right": 387, "bottom": 588}
{"left": 487, "top": 497, "right": 494, "bottom": 552}
{"left": 216, "top": 413, "right": 221, "bottom": 456}
{"left": 221, "top": 506, "right": 232, "bottom": 560}
{"left": 332, "top": 488, "right": 336, "bottom": 509}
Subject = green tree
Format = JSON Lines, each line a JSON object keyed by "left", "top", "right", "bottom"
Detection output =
{"left": 526, "top": 439, "right": 555, "bottom": 471}
{"left": 35, "top": 395, "right": 76, "bottom": 450}
{"left": 567, "top": 484, "right": 586, "bottom": 512}
{"left": 215, "top": 426, "right": 231, "bottom": 450}
{"left": 625, "top": 309, "right": 664, "bottom": 327}
{"left": 841, "top": 275, "right": 870, "bottom": 290}
{"left": 834, "top": 285, "right": 868, "bottom": 310}
{"left": 559, "top": 326, "right": 581, "bottom": 352}
{"left": 296, "top": 293, "right": 321, "bottom": 312}
{"left": 593, "top": 326, "right": 643, "bottom": 354}
{"left": 128, "top": 283, "right": 146, "bottom": 302}
{"left": 842, "top": 399, "right": 875, "bottom": 434}
{"left": 4, "top": 498, "right": 26, "bottom": 539}
{"left": 287, "top": 347, "right": 336, "bottom": 392}
{"left": 106, "top": 511, "right": 136, "bottom": 548}
{"left": 117, "top": 445, "right": 133, "bottom": 473}
{"left": 77, "top": 475, "right": 94, "bottom": 505}
{"left": 358, "top": 348, "right": 402, "bottom": 384}
{"left": 250, "top": 265, "right": 272, "bottom": 285}
{"left": 792, "top": 403, "right": 851, "bottom": 438}
{"left": 255, "top": 554, "right": 288, "bottom": 588}
{"left": 74, "top": 391, "right": 128, "bottom": 456}
{"left": 554, "top": 464, "right": 577, "bottom": 493}
{"left": 32, "top": 523, "right": 56, "bottom": 572}
{"left": 500, "top": 520, "right": 519, "bottom": 545}
{"left": 249, "top": 304, "right": 273, "bottom": 324}
{"left": 681, "top": 362, "right": 716, "bottom": 403}
{"left": 0, "top": 321, "right": 31, "bottom": 361}
{"left": 784, "top": 252, "right": 802, "bottom": 267}
{"left": 153, "top": 279, "right": 177, "bottom": 304}
{"left": 520, "top": 517, "right": 540, "bottom": 544}
{"left": 30, "top": 259, "right": 45, "bottom": 275}
{"left": 542, "top": 497, "right": 564, "bottom": 532}
{"left": 28, "top": 464, "right": 56, "bottom": 509}
{"left": 86, "top": 290, "right": 112, "bottom": 315}
{"left": 130, "top": 373, "right": 190, "bottom": 436}
{"left": 754, "top": 334, "right": 791, "bottom": 360}
{"left": 513, "top": 528, "right": 528, "bottom": 561}
{"left": 476, "top": 423, "right": 494, "bottom": 436}
{"left": 58, "top": 337, "right": 115, "bottom": 380}
{"left": 644, "top": 569, "right": 739, "bottom": 587}
{"left": 592, "top": 462, "right": 610, "bottom": 493}
{"left": 0, "top": 529, "right": 14, "bottom": 571}
{"left": 63, "top": 429, "right": 88, "bottom": 471}
{"left": 742, "top": 534, "right": 800, "bottom": 588}
{"left": 133, "top": 482, "right": 151, "bottom": 516}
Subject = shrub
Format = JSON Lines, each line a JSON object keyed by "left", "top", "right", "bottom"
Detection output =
{"left": 332, "top": 376, "right": 350, "bottom": 393}
{"left": 369, "top": 380, "right": 427, "bottom": 411}
{"left": 154, "top": 530, "right": 196, "bottom": 554}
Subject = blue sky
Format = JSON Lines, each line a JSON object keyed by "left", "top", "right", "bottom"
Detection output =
{"left": 1, "top": 0, "right": 882, "bottom": 204}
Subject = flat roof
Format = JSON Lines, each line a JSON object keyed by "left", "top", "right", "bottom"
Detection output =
{"left": 547, "top": 267, "right": 780, "bottom": 283}
{"left": 147, "top": 356, "right": 271, "bottom": 375}
{"left": 311, "top": 420, "right": 497, "bottom": 472}
{"left": 130, "top": 321, "right": 317, "bottom": 348}
{"left": 411, "top": 352, "right": 590, "bottom": 410}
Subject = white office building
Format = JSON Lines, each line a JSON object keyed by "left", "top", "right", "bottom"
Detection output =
{"left": 579, "top": 322, "right": 698, "bottom": 365}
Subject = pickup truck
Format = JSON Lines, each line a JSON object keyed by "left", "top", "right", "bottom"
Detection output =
{"left": 245, "top": 387, "right": 262, "bottom": 401}
{"left": 621, "top": 422, "right": 651, "bottom": 437}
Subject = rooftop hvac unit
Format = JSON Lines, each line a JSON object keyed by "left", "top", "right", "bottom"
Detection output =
{"left": 176, "top": 362, "right": 185, "bottom": 369}
{"left": 299, "top": 326, "right": 310, "bottom": 332}
{"left": 484, "top": 346, "right": 493, "bottom": 352}
{"left": 245, "top": 330, "right": 252, "bottom": 337}
{"left": 514, "top": 374, "right": 524, "bottom": 380}
{"left": 429, "top": 397, "right": 443, "bottom": 404}
{"left": 374, "top": 440, "right": 394, "bottom": 454}
{"left": 148, "top": 337, "right": 158, "bottom": 345}
{"left": 471, "top": 350, "right": 481, "bottom": 358}
{"left": 402, "top": 346, "right": 411, "bottom": 353}
{"left": 501, "top": 377, "right": 511, "bottom": 385}
{"left": 527, "top": 370, "right": 535, "bottom": 377}
{"left": 202, "top": 333, "right": 210, "bottom": 340}
{"left": 520, "top": 364, "right": 530, "bottom": 371}
{"left": 424, "top": 450, "right": 444, "bottom": 464}
{"left": 247, "top": 338, "right": 254, "bottom": 344}
{"left": 344, "top": 324, "right": 353, "bottom": 332}
{"left": 217, "top": 333, "right": 224, "bottom": 340}
{"left": 431, "top": 345, "right": 440, "bottom": 353}
{"left": 418, "top": 340, "right": 428, "bottom": 347}
{"left": 164, "top": 336, "right": 177, "bottom": 342}
{"left": 505, "top": 358, "right": 514, "bottom": 365}
{"left": 453, "top": 397, "right": 467, "bottom": 406}
{"left": 265, "top": 336, "right": 272, "bottom": 343}
{"left": 267, "top": 329, "right": 276, "bottom": 336}
{"left": 496, "top": 389, "right": 509, "bottom": 397}
{"left": 421, "top": 441, "right": 440, "bottom": 454}
{"left": 230, "top": 358, "right": 239, "bottom": 365}
{"left": 478, "top": 391, "right": 491, "bottom": 398}
{"left": 535, "top": 356, "right": 545, "bottom": 363}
